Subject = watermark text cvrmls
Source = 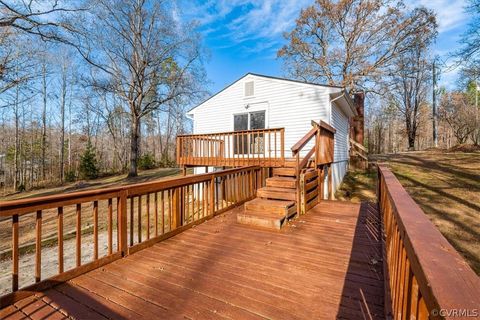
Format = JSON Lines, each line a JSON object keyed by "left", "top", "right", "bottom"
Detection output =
{"left": 431, "top": 308, "right": 479, "bottom": 318}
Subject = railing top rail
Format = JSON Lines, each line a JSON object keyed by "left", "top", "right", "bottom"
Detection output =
{"left": 177, "top": 127, "right": 284, "bottom": 138}
{"left": 0, "top": 166, "right": 260, "bottom": 217}
{"left": 378, "top": 164, "right": 480, "bottom": 312}
{"left": 349, "top": 138, "right": 367, "bottom": 152}
{"left": 291, "top": 127, "right": 317, "bottom": 155}
{"left": 311, "top": 120, "right": 336, "bottom": 134}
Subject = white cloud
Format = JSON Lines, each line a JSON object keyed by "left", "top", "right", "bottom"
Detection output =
{"left": 182, "top": 0, "right": 311, "bottom": 54}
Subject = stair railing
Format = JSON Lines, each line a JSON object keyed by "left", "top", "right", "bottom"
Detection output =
{"left": 291, "top": 120, "right": 336, "bottom": 213}
{"left": 291, "top": 126, "right": 319, "bottom": 214}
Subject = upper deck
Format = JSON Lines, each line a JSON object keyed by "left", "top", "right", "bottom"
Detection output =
{"left": 176, "top": 123, "right": 335, "bottom": 168}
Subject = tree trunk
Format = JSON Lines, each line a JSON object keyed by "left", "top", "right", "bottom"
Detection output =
{"left": 408, "top": 132, "right": 415, "bottom": 150}
{"left": 128, "top": 116, "right": 141, "bottom": 177}
{"left": 13, "top": 90, "right": 19, "bottom": 191}
{"left": 41, "top": 63, "right": 47, "bottom": 181}
{"left": 59, "top": 65, "right": 67, "bottom": 183}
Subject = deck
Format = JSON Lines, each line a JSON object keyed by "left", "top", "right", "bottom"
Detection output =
{"left": 1, "top": 200, "right": 385, "bottom": 320}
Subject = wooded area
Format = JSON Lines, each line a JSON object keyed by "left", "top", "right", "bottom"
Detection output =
{"left": 1, "top": 0, "right": 479, "bottom": 195}
{"left": 279, "top": 0, "right": 480, "bottom": 154}
{"left": 0, "top": 0, "right": 207, "bottom": 194}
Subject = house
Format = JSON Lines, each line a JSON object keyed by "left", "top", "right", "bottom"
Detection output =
{"left": 183, "top": 73, "right": 362, "bottom": 194}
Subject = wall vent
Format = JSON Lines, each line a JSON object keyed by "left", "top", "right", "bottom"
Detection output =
{"left": 244, "top": 81, "right": 254, "bottom": 97}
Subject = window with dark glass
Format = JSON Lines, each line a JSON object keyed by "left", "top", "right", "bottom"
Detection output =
{"left": 233, "top": 111, "right": 265, "bottom": 155}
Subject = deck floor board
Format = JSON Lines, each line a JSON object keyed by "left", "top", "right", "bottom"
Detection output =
{"left": 1, "top": 200, "right": 385, "bottom": 319}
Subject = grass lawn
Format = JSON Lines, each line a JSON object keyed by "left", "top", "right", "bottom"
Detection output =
{"left": 338, "top": 151, "right": 480, "bottom": 274}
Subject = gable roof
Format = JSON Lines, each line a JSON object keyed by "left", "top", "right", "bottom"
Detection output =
{"left": 187, "top": 73, "right": 347, "bottom": 114}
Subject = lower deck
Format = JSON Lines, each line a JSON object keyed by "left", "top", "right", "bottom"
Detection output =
{"left": 1, "top": 200, "right": 385, "bottom": 320}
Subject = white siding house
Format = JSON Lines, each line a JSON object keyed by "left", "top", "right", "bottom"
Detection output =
{"left": 187, "top": 73, "right": 357, "bottom": 193}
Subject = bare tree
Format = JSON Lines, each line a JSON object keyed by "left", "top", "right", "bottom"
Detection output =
{"left": 278, "top": 0, "right": 436, "bottom": 92}
{"left": 386, "top": 35, "right": 433, "bottom": 150}
{"left": 0, "top": 1, "right": 82, "bottom": 41}
{"left": 74, "top": 0, "right": 206, "bottom": 177}
{"left": 458, "top": 0, "right": 480, "bottom": 68}
{"left": 439, "top": 92, "right": 476, "bottom": 144}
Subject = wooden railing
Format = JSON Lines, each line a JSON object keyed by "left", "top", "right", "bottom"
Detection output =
{"left": 177, "top": 128, "right": 285, "bottom": 167}
{"left": 291, "top": 120, "right": 336, "bottom": 210}
{"left": 349, "top": 138, "right": 368, "bottom": 170}
{"left": 377, "top": 164, "right": 480, "bottom": 320}
{"left": 0, "top": 166, "right": 262, "bottom": 307}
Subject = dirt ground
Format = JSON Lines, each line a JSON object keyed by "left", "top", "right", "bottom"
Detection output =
{"left": 341, "top": 151, "right": 479, "bottom": 274}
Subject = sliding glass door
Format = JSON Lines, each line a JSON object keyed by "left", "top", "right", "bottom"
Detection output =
{"left": 233, "top": 111, "right": 265, "bottom": 155}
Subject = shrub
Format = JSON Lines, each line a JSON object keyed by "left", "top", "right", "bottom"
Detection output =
{"left": 79, "top": 141, "right": 99, "bottom": 180}
{"left": 158, "top": 154, "right": 175, "bottom": 168}
{"left": 17, "top": 184, "right": 25, "bottom": 192}
{"left": 138, "top": 153, "right": 156, "bottom": 170}
{"left": 65, "top": 170, "right": 76, "bottom": 182}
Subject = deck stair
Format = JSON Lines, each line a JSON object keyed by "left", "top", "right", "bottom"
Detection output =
{"left": 237, "top": 166, "right": 304, "bottom": 229}
{"left": 237, "top": 120, "right": 335, "bottom": 230}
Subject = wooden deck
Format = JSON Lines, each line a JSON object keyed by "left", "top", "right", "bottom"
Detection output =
{"left": 1, "top": 200, "right": 385, "bottom": 320}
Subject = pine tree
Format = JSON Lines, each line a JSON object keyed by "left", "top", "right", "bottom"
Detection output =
{"left": 79, "top": 141, "right": 99, "bottom": 180}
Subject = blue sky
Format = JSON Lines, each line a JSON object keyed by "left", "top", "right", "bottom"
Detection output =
{"left": 179, "top": 0, "right": 471, "bottom": 93}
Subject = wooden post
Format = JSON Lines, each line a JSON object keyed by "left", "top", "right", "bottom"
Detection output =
{"left": 76, "top": 204, "right": 81, "bottom": 267}
{"left": 57, "top": 207, "right": 64, "bottom": 273}
{"left": 295, "top": 152, "right": 300, "bottom": 215}
{"left": 280, "top": 128, "right": 285, "bottom": 166}
{"left": 118, "top": 191, "right": 128, "bottom": 256}
{"left": 328, "top": 164, "right": 334, "bottom": 200}
{"left": 210, "top": 176, "right": 215, "bottom": 215}
{"left": 12, "top": 214, "right": 19, "bottom": 292}
{"left": 317, "top": 167, "right": 324, "bottom": 202}
{"left": 93, "top": 201, "right": 98, "bottom": 260}
{"left": 172, "top": 187, "right": 182, "bottom": 228}
{"left": 299, "top": 173, "right": 305, "bottom": 215}
{"left": 35, "top": 210, "right": 42, "bottom": 283}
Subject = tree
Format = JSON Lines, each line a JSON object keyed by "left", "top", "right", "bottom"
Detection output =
{"left": 278, "top": 0, "right": 436, "bottom": 92}
{"left": 79, "top": 140, "right": 99, "bottom": 179}
{"left": 439, "top": 92, "right": 476, "bottom": 144}
{"left": 74, "top": 0, "right": 206, "bottom": 177}
{"left": 0, "top": 1, "right": 81, "bottom": 41}
{"left": 458, "top": 0, "right": 480, "bottom": 69}
{"left": 386, "top": 34, "right": 434, "bottom": 150}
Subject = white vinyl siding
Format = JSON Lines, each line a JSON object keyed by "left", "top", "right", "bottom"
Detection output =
{"left": 190, "top": 74, "right": 352, "bottom": 193}
{"left": 331, "top": 102, "right": 350, "bottom": 162}
{"left": 191, "top": 75, "right": 340, "bottom": 158}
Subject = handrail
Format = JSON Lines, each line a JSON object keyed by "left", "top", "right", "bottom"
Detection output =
{"left": 291, "top": 127, "right": 317, "bottom": 156}
{"left": 0, "top": 166, "right": 256, "bottom": 217}
{"left": 377, "top": 164, "right": 480, "bottom": 319}
{"left": 0, "top": 165, "right": 263, "bottom": 308}
{"left": 311, "top": 120, "right": 336, "bottom": 134}
{"left": 349, "top": 138, "right": 367, "bottom": 152}
{"left": 177, "top": 127, "right": 284, "bottom": 137}
{"left": 298, "top": 147, "right": 315, "bottom": 169}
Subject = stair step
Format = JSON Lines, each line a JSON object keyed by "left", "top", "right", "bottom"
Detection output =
{"left": 257, "top": 187, "right": 296, "bottom": 201}
{"left": 272, "top": 167, "right": 296, "bottom": 177}
{"left": 283, "top": 159, "right": 297, "bottom": 167}
{"left": 237, "top": 209, "right": 286, "bottom": 230}
{"left": 245, "top": 198, "right": 296, "bottom": 215}
{"left": 266, "top": 176, "right": 296, "bottom": 189}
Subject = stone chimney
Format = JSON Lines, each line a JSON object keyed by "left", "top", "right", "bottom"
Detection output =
{"left": 351, "top": 92, "right": 365, "bottom": 146}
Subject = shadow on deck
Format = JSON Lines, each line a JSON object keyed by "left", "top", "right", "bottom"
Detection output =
{"left": 1, "top": 201, "right": 384, "bottom": 320}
